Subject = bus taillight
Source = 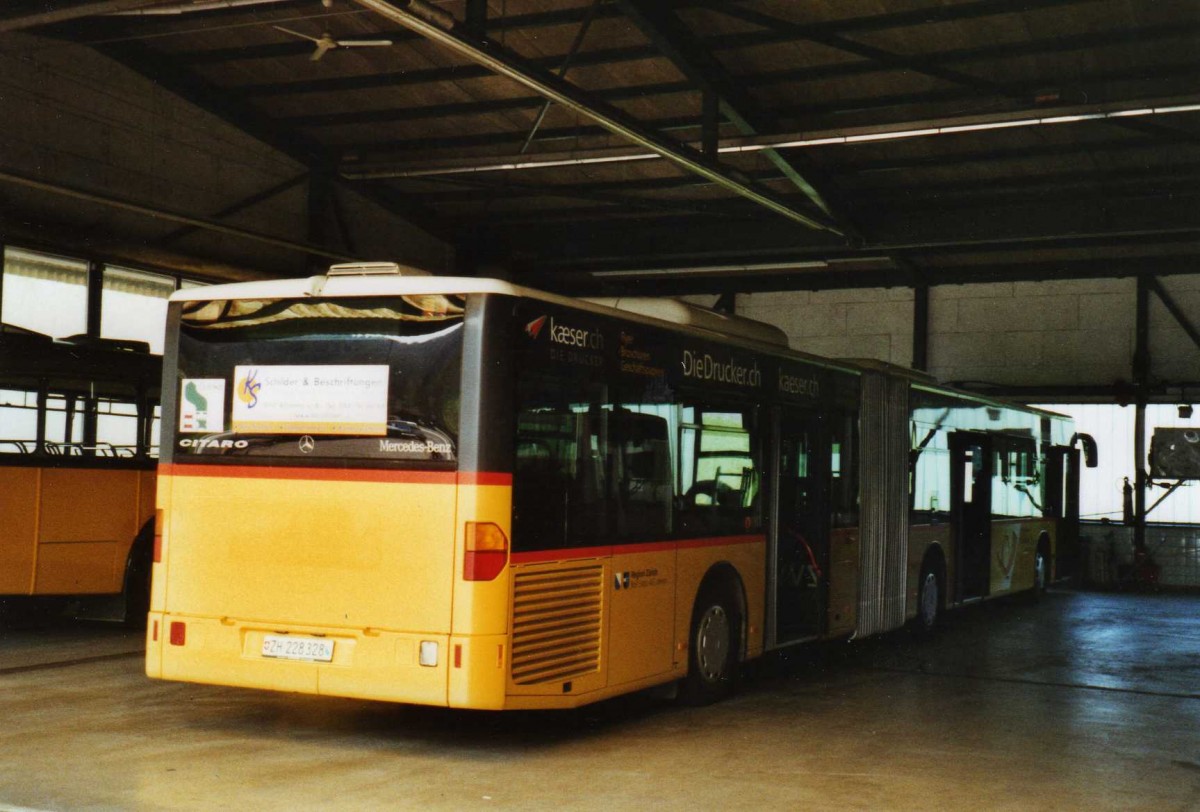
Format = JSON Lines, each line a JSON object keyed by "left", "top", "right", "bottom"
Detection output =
{"left": 464, "top": 522, "right": 508, "bottom": 581}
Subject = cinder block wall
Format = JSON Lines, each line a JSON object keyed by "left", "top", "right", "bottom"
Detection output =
{"left": 1148, "top": 275, "right": 1200, "bottom": 384}
{"left": 0, "top": 33, "right": 450, "bottom": 276}
{"left": 734, "top": 288, "right": 915, "bottom": 367}
{"left": 733, "top": 276, "right": 1200, "bottom": 389}
{"left": 927, "top": 280, "right": 1132, "bottom": 387}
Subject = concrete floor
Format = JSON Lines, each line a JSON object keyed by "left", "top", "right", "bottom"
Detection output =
{"left": 1, "top": 590, "right": 1197, "bottom": 812}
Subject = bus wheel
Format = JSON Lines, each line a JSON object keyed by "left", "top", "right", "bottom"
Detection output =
{"left": 913, "top": 562, "right": 942, "bottom": 636}
{"left": 681, "top": 586, "right": 740, "bottom": 705}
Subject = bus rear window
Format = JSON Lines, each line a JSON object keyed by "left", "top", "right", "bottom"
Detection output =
{"left": 172, "top": 296, "right": 463, "bottom": 466}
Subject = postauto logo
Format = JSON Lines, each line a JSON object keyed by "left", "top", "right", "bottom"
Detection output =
{"left": 524, "top": 315, "right": 604, "bottom": 349}
{"left": 524, "top": 315, "right": 548, "bottom": 339}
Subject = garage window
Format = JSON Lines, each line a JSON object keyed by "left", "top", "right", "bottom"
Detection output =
{"left": 1, "top": 247, "right": 88, "bottom": 338}
{"left": 100, "top": 266, "right": 176, "bottom": 354}
{"left": 1033, "top": 403, "right": 1200, "bottom": 523}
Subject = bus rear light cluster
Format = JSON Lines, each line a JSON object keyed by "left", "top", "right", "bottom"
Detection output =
{"left": 169, "top": 622, "right": 186, "bottom": 646}
{"left": 463, "top": 522, "right": 508, "bottom": 581}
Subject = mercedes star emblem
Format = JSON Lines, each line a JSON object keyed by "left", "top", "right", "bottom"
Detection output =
{"left": 298, "top": 435, "right": 316, "bottom": 453}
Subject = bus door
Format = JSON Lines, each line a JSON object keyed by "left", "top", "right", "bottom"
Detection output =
{"left": 771, "top": 409, "right": 828, "bottom": 643}
{"left": 950, "top": 431, "right": 992, "bottom": 601}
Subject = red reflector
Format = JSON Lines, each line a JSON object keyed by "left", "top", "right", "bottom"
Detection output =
{"left": 454, "top": 644, "right": 462, "bottom": 669}
{"left": 464, "top": 550, "right": 507, "bottom": 581}
{"left": 169, "top": 622, "right": 186, "bottom": 646}
{"left": 152, "top": 620, "right": 159, "bottom": 642}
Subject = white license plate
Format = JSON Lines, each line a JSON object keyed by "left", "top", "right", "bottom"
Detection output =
{"left": 261, "top": 634, "right": 334, "bottom": 663}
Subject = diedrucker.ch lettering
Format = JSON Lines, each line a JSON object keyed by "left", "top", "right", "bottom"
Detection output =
{"left": 681, "top": 349, "right": 762, "bottom": 388}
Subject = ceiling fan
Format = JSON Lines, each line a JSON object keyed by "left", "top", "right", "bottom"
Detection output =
{"left": 273, "top": 25, "right": 393, "bottom": 61}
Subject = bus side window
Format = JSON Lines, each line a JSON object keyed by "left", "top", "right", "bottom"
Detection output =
{"left": 910, "top": 421, "right": 950, "bottom": 523}
{"left": 778, "top": 430, "right": 812, "bottom": 525}
{"left": 512, "top": 376, "right": 614, "bottom": 552}
{"left": 678, "top": 405, "right": 762, "bottom": 535}
{"left": 513, "top": 411, "right": 574, "bottom": 552}
{"left": 569, "top": 408, "right": 610, "bottom": 544}
{"left": 44, "top": 392, "right": 86, "bottom": 455}
{"left": 991, "top": 438, "right": 1039, "bottom": 518}
{"left": 0, "top": 388, "right": 38, "bottom": 454}
{"left": 611, "top": 409, "right": 673, "bottom": 539}
{"left": 97, "top": 397, "right": 140, "bottom": 458}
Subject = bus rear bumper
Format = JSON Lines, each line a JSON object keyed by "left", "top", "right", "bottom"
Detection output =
{"left": 146, "top": 612, "right": 453, "bottom": 706}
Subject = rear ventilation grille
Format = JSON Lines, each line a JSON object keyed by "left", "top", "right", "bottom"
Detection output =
{"left": 511, "top": 564, "right": 603, "bottom": 686}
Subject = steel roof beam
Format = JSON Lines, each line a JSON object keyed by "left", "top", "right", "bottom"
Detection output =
{"left": 88, "top": 39, "right": 451, "bottom": 245}
{"left": 0, "top": 0, "right": 172, "bottom": 32}
{"left": 496, "top": 194, "right": 1200, "bottom": 271}
{"left": 151, "top": 0, "right": 1101, "bottom": 65}
{"left": 442, "top": 161, "right": 1200, "bottom": 221}
{"left": 378, "top": 143, "right": 1200, "bottom": 203}
{"left": 232, "top": 0, "right": 1156, "bottom": 98}
{"left": 617, "top": 0, "right": 856, "bottom": 234}
{"left": 843, "top": 135, "right": 1192, "bottom": 176}
{"left": 858, "top": 165, "right": 1200, "bottom": 205}
{"left": 1148, "top": 277, "right": 1200, "bottom": 353}
{"left": 365, "top": 174, "right": 739, "bottom": 220}
{"left": 335, "top": 115, "right": 711, "bottom": 157}
{"left": 0, "top": 165, "right": 356, "bottom": 262}
{"left": 239, "top": 46, "right": 655, "bottom": 96}
{"left": 160, "top": 6, "right": 630, "bottom": 64}
{"left": 531, "top": 254, "right": 1200, "bottom": 298}
{"left": 714, "top": 5, "right": 1196, "bottom": 147}
{"left": 716, "top": 5, "right": 1008, "bottom": 97}
{"left": 157, "top": 171, "right": 309, "bottom": 246}
{"left": 339, "top": 94, "right": 1200, "bottom": 182}
{"left": 676, "top": 0, "right": 1108, "bottom": 39}
{"left": 406, "top": 171, "right": 783, "bottom": 204}
{"left": 349, "top": 0, "right": 843, "bottom": 236}
{"left": 281, "top": 54, "right": 1200, "bottom": 130}
{"left": 333, "top": 57, "right": 1200, "bottom": 157}
{"left": 449, "top": 158, "right": 1200, "bottom": 221}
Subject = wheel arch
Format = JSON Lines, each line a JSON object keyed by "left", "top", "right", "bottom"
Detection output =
{"left": 123, "top": 517, "right": 155, "bottom": 584}
{"left": 1036, "top": 529, "right": 1053, "bottom": 559}
{"left": 692, "top": 561, "right": 748, "bottom": 661}
{"left": 1036, "top": 529, "right": 1054, "bottom": 587}
{"left": 121, "top": 517, "right": 155, "bottom": 626}
{"left": 920, "top": 542, "right": 947, "bottom": 609}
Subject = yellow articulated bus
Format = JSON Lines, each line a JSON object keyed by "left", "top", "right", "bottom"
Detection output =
{"left": 146, "top": 264, "right": 1093, "bottom": 709}
{"left": 0, "top": 325, "right": 160, "bottom": 621}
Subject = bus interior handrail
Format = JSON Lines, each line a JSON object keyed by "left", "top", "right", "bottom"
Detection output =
{"left": 44, "top": 441, "right": 139, "bottom": 458}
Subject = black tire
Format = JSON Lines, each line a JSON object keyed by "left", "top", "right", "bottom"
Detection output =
{"left": 680, "top": 584, "right": 740, "bottom": 706}
{"left": 912, "top": 559, "right": 942, "bottom": 637}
